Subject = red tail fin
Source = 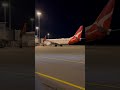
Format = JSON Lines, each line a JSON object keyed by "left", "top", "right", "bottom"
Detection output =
{"left": 75, "top": 25, "right": 83, "bottom": 39}
{"left": 68, "top": 25, "right": 83, "bottom": 44}
{"left": 86, "top": 0, "right": 115, "bottom": 42}
{"left": 43, "top": 35, "right": 46, "bottom": 42}
{"left": 96, "top": 0, "right": 115, "bottom": 29}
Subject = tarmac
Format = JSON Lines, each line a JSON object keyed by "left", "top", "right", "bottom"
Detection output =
{"left": 0, "top": 47, "right": 35, "bottom": 90}
{"left": 35, "top": 45, "right": 85, "bottom": 90}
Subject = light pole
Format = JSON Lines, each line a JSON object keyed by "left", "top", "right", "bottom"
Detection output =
{"left": 2, "top": 2, "right": 8, "bottom": 31}
{"left": 35, "top": 26, "right": 39, "bottom": 38}
{"left": 47, "top": 33, "right": 50, "bottom": 39}
{"left": 9, "top": 0, "right": 11, "bottom": 31}
{"left": 36, "top": 11, "right": 42, "bottom": 43}
{"left": 30, "top": 18, "right": 34, "bottom": 31}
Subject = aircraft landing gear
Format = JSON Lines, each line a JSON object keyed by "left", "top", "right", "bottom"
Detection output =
{"left": 60, "top": 45, "right": 63, "bottom": 47}
{"left": 55, "top": 44, "right": 57, "bottom": 47}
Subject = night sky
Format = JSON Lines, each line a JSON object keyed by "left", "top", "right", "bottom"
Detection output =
{"left": 11, "top": 0, "right": 34, "bottom": 30}
{"left": 0, "top": 0, "right": 34, "bottom": 30}
{"left": 36, "top": 0, "right": 84, "bottom": 38}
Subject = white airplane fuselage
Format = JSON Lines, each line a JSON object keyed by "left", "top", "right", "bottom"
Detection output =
{"left": 44, "top": 38, "right": 71, "bottom": 45}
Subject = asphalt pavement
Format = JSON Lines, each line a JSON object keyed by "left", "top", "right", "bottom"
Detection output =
{"left": 35, "top": 45, "right": 85, "bottom": 90}
{"left": 0, "top": 47, "right": 35, "bottom": 90}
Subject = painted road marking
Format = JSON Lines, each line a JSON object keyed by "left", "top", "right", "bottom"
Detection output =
{"left": 35, "top": 72, "right": 85, "bottom": 90}
{"left": 38, "top": 57, "right": 84, "bottom": 64}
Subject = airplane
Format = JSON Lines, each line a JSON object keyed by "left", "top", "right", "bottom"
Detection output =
{"left": 43, "top": 25, "right": 83, "bottom": 46}
{"left": 85, "top": 0, "right": 115, "bottom": 42}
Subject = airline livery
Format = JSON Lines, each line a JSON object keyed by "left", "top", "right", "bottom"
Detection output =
{"left": 85, "top": 0, "right": 115, "bottom": 42}
{"left": 43, "top": 25, "right": 83, "bottom": 46}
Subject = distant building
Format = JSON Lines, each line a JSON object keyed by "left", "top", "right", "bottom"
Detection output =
{"left": 22, "top": 32, "right": 35, "bottom": 46}
{"left": 0, "top": 22, "right": 9, "bottom": 40}
{"left": 0, "top": 22, "right": 5, "bottom": 30}
{"left": 0, "top": 22, "right": 35, "bottom": 47}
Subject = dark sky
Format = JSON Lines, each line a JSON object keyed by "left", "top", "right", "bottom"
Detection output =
{"left": 0, "top": 0, "right": 34, "bottom": 30}
{"left": 36, "top": 0, "right": 84, "bottom": 38}
{"left": 11, "top": 0, "right": 34, "bottom": 30}
{"left": 36, "top": 0, "right": 120, "bottom": 39}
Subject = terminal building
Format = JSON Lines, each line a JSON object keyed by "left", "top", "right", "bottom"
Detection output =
{"left": 0, "top": 22, "right": 35, "bottom": 47}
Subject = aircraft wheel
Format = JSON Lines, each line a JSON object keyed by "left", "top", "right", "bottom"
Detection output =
{"left": 60, "top": 45, "right": 63, "bottom": 47}
{"left": 55, "top": 44, "right": 57, "bottom": 47}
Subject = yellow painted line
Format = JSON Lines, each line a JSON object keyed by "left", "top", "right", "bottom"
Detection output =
{"left": 39, "top": 57, "right": 84, "bottom": 64}
{"left": 87, "top": 82, "right": 120, "bottom": 88}
{"left": 35, "top": 72, "right": 85, "bottom": 90}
